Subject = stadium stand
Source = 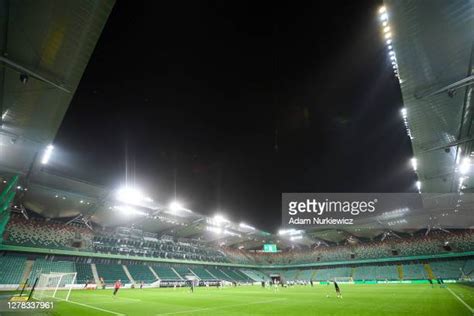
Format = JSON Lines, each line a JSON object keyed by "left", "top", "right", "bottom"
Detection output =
{"left": 28, "top": 259, "right": 76, "bottom": 285}
{"left": 75, "top": 262, "right": 94, "bottom": 284}
{"left": 126, "top": 264, "right": 156, "bottom": 283}
{"left": 189, "top": 266, "right": 215, "bottom": 280}
{"left": 353, "top": 265, "right": 399, "bottom": 281}
{"left": 0, "top": 256, "right": 26, "bottom": 285}
{"left": 241, "top": 269, "right": 271, "bottom": 282}
{"left": 205, "top": 267, "right": 232, "bottom": 281}
{"left": 152, "top": 265, "right": 181, "bottom": 280}
{"left": 295, "top": 269, "right": 314, "bottom": 281}
{"left": 5, "top": 214, "right": 93, "bottom": 251}
{"left": 314, "top": 267, "right": 352, "bottom": 281}
{"left": 173, "top": 266, "right": 192, "bottom": 279}
{"left": 402, "top": 264, "right": 427, "bottom": 280}
{"left": 95, "top": 263, "right": 129, "bottom": 284}
{"left": 430, "top": 261, "right": 464, "bottom": 279}
{"left": 463, "top": 259, "right": 474, "bottom": 275}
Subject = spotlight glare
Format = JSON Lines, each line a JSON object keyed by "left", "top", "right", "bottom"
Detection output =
{"left": 411, "top": 158, "right": 418, "bottom": 171}
{"left": 41, "top": 144, "right": 54, "bottom": 164}
{"left": 239, "top": 222, "right": 255, "bottom": 230}
{"left": 116, "top": 187, "right": 145, "bottom": 205}
{"left": 114, "top": 205, "right": 146, "bottom": 216}
{"left": 170, "top": 201, "right": 183, "bottom": 212}
{"left": 459, "top": 157, "right": 471, "bottom": 175}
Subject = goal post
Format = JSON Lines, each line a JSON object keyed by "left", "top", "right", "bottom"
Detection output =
{"left": 32, "top": 272, "right": 77, "bottom": 301}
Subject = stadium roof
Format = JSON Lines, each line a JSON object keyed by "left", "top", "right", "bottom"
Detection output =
{"left": 384, "top": 0, "right": 474, "bottom": 193}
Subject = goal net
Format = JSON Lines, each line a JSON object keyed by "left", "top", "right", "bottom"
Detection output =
{"left": 32, "top": 272, "right": 77, "bottom": 301}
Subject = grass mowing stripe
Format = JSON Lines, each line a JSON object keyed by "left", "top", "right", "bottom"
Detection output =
{"left": 155, "top": 298, "right": 287, "bottom": 315}
{"left": 55, "top": 297, "right": 126, "bottom": 315}
{"left": 446, "top": 287, "right": 474, "bottom": 314}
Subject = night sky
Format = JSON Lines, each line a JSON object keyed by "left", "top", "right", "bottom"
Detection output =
{"left": 53, "top": 0, "right": 415, "bottom": 232}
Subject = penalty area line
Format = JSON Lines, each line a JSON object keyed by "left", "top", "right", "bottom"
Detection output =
{"left": 446, "top": 287, "right": 474, "bottom": 314}
{"left": 55, "top": 297, "right": 126, "bottom": 316}
{"left": 156, "top": 298, "right": 287, "bottom": 315}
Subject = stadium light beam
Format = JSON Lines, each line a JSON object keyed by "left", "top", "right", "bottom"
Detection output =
{"left": 459, "top": 157, "right": 471, "bottom": 175}
{"left": 239, "top": 222, "right": 255, "bottom": 230}
{"left": 206, "top": 226, "right": 222, "bottom": 234}
{"left": 114, "top": 205, "right": 146, "bottom": 216}
{"left": 411, "top": 158, "right": 418, "bottom": 171}
{"left": 41, "top": 144, "right": 54, "bottom": 164}
{"left": 169, "top": 201, "right": 182, "bottom": 212}
{"left": 116, "top": 187, "right": 146, "bottom": 205}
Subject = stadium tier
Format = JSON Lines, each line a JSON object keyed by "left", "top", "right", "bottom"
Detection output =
{"left": 75, "top": 262, "right": 94, "bottom": 284}
{"left": 151, "top": 265, "right": 181, "bottom": 280}
{"left": 126, "top": 264, "right": 157, "bottom": 283}
{"left": 353, "top": 265, "right": 399, "bottom": 281}
{"left": 189, "top": 266, "right": 215, "bottom": 280}
{"left": 4, "top": 213, "right": 474, "bottom": 268}
{"left": 0, "top": 255, "right": 26, "bottom": 285}
{"left": 314, "top": 267, "right": 352, "bottom": 281}
{"left": 28, "top": 259, "right": 76, "bottom": 285}
{"left": 401, "top": 264, "right": 427, "bottom": 280}
{"left": 95, "top": 263, "right": 129, "bottom": 284}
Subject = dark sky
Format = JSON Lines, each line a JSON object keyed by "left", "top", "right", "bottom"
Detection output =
{"left": 54, "top": 0, "right": 415, "bottom": 232}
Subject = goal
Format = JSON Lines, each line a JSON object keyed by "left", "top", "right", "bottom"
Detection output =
{"left": 32, "top": 272, "right": 77, "bottom": 301}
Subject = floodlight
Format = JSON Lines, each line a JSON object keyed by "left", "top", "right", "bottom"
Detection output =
{"left": 411, "top": 158, "right": 417, "bottom": 171}
{"left": 239, "top": 222, "right": 255, "bottom": 230}
{"left": 380, "top": 13, "right": 388, "bottom": 21}
{"left": 41, "top": 145, "right": 54, "bottom": 164}
{"left": 116, "top": 187, "right": 145, "bottom": 204}
{"left": 459, "top": 157, "right": 471, "bottom": 175}
{"left": 114, "top": 205, "right": 146, "bottom": 216}
{"left": 80, "top": 200, "right": 84, "bottom": 204}
{"left": 416, "top": 181, "right": 421, "bottom": 191}
{"left": 290, "top": 235, "right": 303, "bottom": 241}
{"left": 379, "top": 6, "right": 386, "bottom": 14}
{"left": 207, "top": 226, "right": 222, "bottom": 234}
{"left": 386, "top": 39, "right": 392, "bottom": 45}
{"left": 224, "top": 229, "right": 241, "bottom": 237}
{"left": 401, "top": 108, "right": 407, "bottom": 118}
{"left": 383, "top": 26, "right": 390, "bottom": 33}
{"left": 213, "top": 214, "right": 229, "bottom": 225}
{"left": 170, "top": 201, "right": 183, "bottom": 212}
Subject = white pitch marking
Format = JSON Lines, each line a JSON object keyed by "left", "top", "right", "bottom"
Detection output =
{"left": 55, "top": 297, "right": 126, "bottom": 316}
{"left": 156, "top": 298, "right": 287, "bottom": 315}
{"left": 446, "top": 287, "right": 474, "bottom": 314}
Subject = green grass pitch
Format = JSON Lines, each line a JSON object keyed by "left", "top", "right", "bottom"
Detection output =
{"left": 4, "top": 284, "right": 474, "bottom": 315}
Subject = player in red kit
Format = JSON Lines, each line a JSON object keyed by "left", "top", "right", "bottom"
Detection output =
{"left": 113, "top": 279, "right": 122, "bottom": 296}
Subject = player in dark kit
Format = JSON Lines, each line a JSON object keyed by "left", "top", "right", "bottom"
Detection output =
{"left": 188, "top": 280, "right": 195, "bottom": 293}
{"left": 334, "top": 281, "right": 342, "bottom": 298}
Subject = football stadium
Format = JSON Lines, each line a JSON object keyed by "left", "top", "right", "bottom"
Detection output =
{"left": 0, "top": 0, "right": 473, "bottom": 315}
